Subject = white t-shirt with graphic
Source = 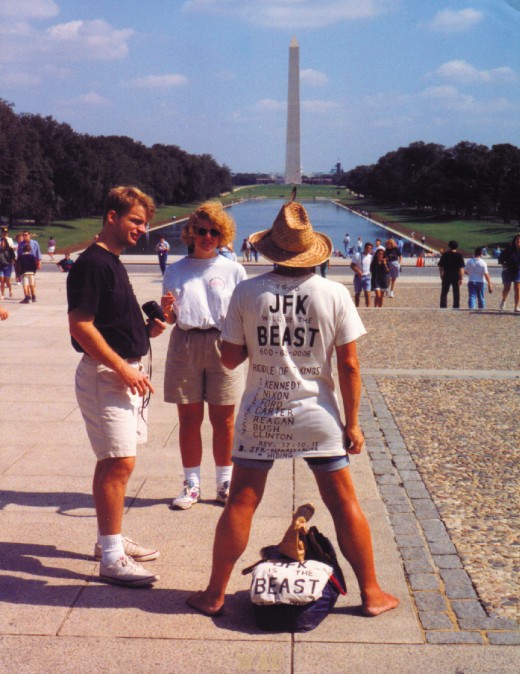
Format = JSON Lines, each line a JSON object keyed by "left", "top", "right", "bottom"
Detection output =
{"left": 222, "top": 271, "right": 366, "bottom": 460}
{"left": 163, "top": 255, "right": 247, "bottom": 331}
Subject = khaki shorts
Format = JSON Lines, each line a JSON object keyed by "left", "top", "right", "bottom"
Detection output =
{"left": 75, "top": 354, "right": 147, "bottom": 461}
{"left": 164, "top": 326, "right": 243, "bottom": 405}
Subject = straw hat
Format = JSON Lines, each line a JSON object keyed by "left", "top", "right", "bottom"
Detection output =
{"left": 249, "top": 201, "right": 332, "bottom": 268}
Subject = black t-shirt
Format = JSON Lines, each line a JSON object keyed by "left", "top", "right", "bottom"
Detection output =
{"left": 67, "top": 244, "right": 149, "bottom": 358}
{"left": 438, "top": 250, "right": 465, "bottom": 280}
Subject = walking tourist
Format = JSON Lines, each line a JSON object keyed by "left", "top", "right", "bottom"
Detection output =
{"left": 438, "top": 240, "right": 465, "bottom": 309}
{"left": 370, "top": 248, "right": 390, "bottom": 307}
{"left": 155, "top": 235, "right": 170, "bottom": 275}
{"left": 384, "top": 238, "right": 402, "bottom": 298}
{"left": 465, "top": 247, "right": 492, "bottom": 310}
{"left": 498, "top": 234, "right": 520, "bottom": 312}
{"left": 0, "top": 238, "right": 15, "bottom": 300}
{"left": 351, "top": 242, "right": 374, "bottom": 307}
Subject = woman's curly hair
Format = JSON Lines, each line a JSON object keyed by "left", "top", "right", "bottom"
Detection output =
{"left": 182, "top": 201, "right": 236, "bottom": 248}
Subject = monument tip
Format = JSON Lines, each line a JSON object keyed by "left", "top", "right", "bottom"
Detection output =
{"left": 290, "top": 36, "right": 299, "bottom": 48}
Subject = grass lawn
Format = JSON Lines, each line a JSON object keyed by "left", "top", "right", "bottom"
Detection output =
{"left": 7, "top": 185, "right": 516, "bottom": 254}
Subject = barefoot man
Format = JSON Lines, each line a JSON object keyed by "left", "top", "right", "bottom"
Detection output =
{"left": 187, "top": 199, "right": 399, "bottom": 618}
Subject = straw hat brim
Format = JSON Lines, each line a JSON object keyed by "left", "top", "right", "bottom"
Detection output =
{"left": 249, "top": 228, "right": 333, "bottom": 268}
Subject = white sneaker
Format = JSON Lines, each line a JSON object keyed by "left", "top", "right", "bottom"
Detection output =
{"left": 500, "top": 300, "right": 506, "bottom": 310}
{"left": 515, "top": 307, "right": 520, "bottom": 313}
{"left": 94, "top": 536, "right": 160, "bottom": 562}
{"left": 170, "top": 479, "right": 201, "bottom": 510}
{"left": 389, "top": 290, "right": 394, "bottom": 298}
{"left": 99, "top": 555, "right": 159, "bottom": 587}
{"left": 216, "top": 481, "right": 230, "bottom": 504}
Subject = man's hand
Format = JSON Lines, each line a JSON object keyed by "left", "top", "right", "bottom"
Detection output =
{"left": 118, "top": 362, "right": 155, "bottom": 396}
{"left": 344, "top": 425, "right": 365, "bottom": 455}
{"left": 147, "top": 317, "right": 167, "bottom": 338}
{"left": 161, "top": 291, "right": 176, "bottom": 324}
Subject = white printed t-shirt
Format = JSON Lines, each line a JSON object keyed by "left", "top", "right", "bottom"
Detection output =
{"left": 222, "top": 271, "right": 366, "bottom": 460}
{"left": 163, "top": 255, "right": 247, "bottom": 331}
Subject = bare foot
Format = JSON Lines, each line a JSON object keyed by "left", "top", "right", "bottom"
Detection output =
{"left": 361, "top": 590, "right": 400, "bottom": 617}
{"left": 187, "top": 590, "right": 225, "bottom": 617}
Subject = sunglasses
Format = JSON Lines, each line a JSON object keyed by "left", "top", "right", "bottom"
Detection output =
{"left": 196, "top": 227, "right": 220, "bottom": 238}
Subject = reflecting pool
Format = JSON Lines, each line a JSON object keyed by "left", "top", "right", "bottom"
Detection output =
{"left": 126, "top": 199, "right": 396, "bottom": 256}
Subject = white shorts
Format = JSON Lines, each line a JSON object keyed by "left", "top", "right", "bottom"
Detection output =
{"left": 75, "top": 354, "right": 147, "bottom": 461}
{"left": 22, "top": 272, "right": 35, "bottom": 287}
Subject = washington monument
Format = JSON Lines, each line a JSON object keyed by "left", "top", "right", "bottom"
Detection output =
{"left": 285, "top": 37, "right": 301, "bottom": 185}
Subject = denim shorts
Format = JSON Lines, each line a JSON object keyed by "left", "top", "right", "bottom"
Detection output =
{"left": 232, "top": 454, "right": 349, "bottom": 473}
{"left": 0, "top": 265, "right": 13, "bottom": 279}
{"left": 353, "top": 274, "right": 371, "bottom": 293}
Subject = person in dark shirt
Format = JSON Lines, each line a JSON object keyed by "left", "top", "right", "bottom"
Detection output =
{"left": 56, "top": 253, "right": 74, "bottom": 273}
{"left": 67, "top": 186, "right": 166, "bottom": 588}
{"left": 438, "top": 240, "right": 465, "bottom": 309}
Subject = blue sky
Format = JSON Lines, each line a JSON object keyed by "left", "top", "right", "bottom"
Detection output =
{"left": 1, "top": 1, "right": 519, "bottom": 174}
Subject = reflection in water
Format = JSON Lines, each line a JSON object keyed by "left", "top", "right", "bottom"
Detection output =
{"left": 126, "top": 199, "right": 394, "bottom": 256}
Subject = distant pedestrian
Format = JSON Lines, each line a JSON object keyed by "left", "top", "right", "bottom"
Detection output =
{"left": 19, "top": 244, "right": 38, "bottom": 304}
{"left": 47, "top": 237, "right": 56, "bottom": 261}
{"left": 370, "top": 248, "right": 390, "bottom": 307}
{"left": 155, "top": 235, "right": 170, "bottom": 275}
{"left": 351, "top": 242, "right": 374, "bottom": 307}
{"left": 0, "top": 238, "right": 15, "bottom": 300}
{"left": 240, "top": 238, "right": 251, "bottom": 262}
{"left": 438, "top": 240, "right": 465, "bottom": 309}
{"left": 498, "top": 234, "right": 520, "bottom": 312}
{"left": 319, "top": 258, "right": 330, "bottom": 277}
{"left": 343, "top": 233, "right": 350, "bottom": 255}
{"left": 357, "top": 236, "right": 363, "bottom": 253}
{"left": 465, "top": 247, "right": 492, "bottom": 310}
{"left": 384, "top": 238, "right": 402, "bottom": 298}
{"left": 56, "top": 253, "right": 74, "bottom": 273}
{"left": 17, "top": 232, "right": 41, "bottom": 296}
{"left": 249, "top": 240, "right": 259, "bottom": 262}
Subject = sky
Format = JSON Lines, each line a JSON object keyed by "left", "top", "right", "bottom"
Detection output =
{"left": 1, "top": 0, "right": 519, "bottom": 174}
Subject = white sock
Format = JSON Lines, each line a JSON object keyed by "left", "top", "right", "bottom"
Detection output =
{"left": 216, "top": 465, "right": 233, "bottom": 486}
{"left": 98, "top": 533, "right": 124, "bottom": 565}
{"left": 184, "top": 466, "right": 201, "bottom": 485}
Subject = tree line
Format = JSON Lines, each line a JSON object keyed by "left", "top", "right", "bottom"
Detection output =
{"left": 343, "top": 140, "right": 520, "bottom": 224}
{"left": 0, "top": 100, "right": 232, "bottom": 225}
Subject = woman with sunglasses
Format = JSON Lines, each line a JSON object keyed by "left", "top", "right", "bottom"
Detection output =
{"left": 161, "top": 202, "right": 247, "bottom": 510}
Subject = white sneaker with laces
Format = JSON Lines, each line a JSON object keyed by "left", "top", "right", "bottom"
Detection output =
{"left": 94, "top": 536, "right": 160, "bottom": 562}
{"left": 171, "top": 479, "right": 201, "bottom": 510}
{"left": 99, "top": 555, "right": 159, "bottom": 587}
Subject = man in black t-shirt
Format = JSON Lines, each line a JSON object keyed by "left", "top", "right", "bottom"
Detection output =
{"left": 67, "top": 186, "right": 166, "bottom": 588}
{"left": 438, "top": 240, "right": 465, "bottom": 309}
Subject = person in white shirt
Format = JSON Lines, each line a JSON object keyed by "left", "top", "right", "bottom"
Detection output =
{"left": 350, "top": 242, "right": 374, "bottom": 307}
{"left": 161, "top": 202, "right": 247, "bottom": 509}
{"left": 465, "top": 247, "right": 492, "bottom": 309}
{"left": 187, "top": 198, "right": 399, "bottom": 620}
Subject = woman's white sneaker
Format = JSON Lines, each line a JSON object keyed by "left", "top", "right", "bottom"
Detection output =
{"left": 99, "top": 555, "right": 159, "bottom": 587}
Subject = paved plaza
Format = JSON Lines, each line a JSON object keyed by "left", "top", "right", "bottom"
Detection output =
{"left": 0, "top": 258, "right": 518, "bottom": 673}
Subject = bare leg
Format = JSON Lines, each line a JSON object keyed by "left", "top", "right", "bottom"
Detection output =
{"left": 502, "top": 281, "right": 511, "bottom": 304}
{"left": 354, "top": 292, "right": 360, "bottom": 307}
{"left": 187, "top": 465, "right": 269, "bottom": 615}
{"left": 314, "top": 466, "right": 399, "bottom": 616}
{"left": 208, "top": 403, "right": 234, "bottom": 466}
{"left": 177, "top": 402, "right": 204, "bottom": 467}
{"left": 93, "top": 456, "right": 135, "bottom": 535}
{"left": 364, "top": 290, "right": 371, "bottom": 307}
{"left": 514, "top": 281, "right": 520, "bottom": 310}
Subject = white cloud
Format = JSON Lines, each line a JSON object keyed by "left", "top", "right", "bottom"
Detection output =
{"left": 426, "top": 8, "right": 483, "bottom": 33}
{"left": 75, "top": 92, "right": 110, "bottom": 106}
{"left": 1, "top": 71, "right": 41, "bottom": 87}
{"left": 183, "top": 0, "right": 397, "bottom": 28}
{"left": 0, "top": 0, "right": 59, "bottom": 20}
{"left": 45, "top": 20, "right": 134, "bottom": 60}
{"left": 231, "top": 98, "right": 286, "bottom": 121}
{"left": 433, "top": 60, "right": 517, "bottom": 84}
{"left": 129, "top": 74, "right": 188, "bottom": 88}
{"left": 301, "top": 69, "right": 328, "bottom": 86}
{"left": 421, "top": 85, "right": 510, "bottom": 113}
